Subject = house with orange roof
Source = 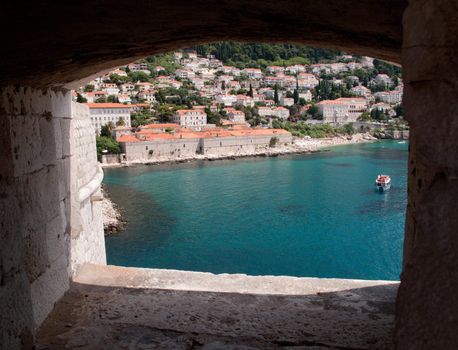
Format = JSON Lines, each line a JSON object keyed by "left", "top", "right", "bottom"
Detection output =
{"left": 110, "top": 68, "right": 128, "bottom": 77}
{"left": 316, "top": 98, "right": 367, "bottom": 123}
{"left": 137, "top": 90, "right": 156, "bottom": 103}
{"left": 171, "top": 109, "right": 207, "bottom": 130}
{"left": 224, "top": 108, "right": 246, "bottom": 123}
{"left": 235, "top": 95, "right": 254, "bottom": 108}
{"left": 316, "top": 100, "right": 348, "bottom": 123}
{"left": 267, "top": 66, "right": 285, "bottom": 75}
{"left": 139, "top": 123, "right": 180, "bottom": 133}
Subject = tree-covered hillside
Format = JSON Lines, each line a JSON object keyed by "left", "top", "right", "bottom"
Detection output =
{"left": 192, "top": 42, "right": 342, "bottom": 68}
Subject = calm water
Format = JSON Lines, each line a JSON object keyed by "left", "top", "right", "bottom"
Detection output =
{"left": 104, "top": 140, "right": 408, "bottom": 280}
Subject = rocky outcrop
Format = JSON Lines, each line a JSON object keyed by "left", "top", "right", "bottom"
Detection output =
{"left": 102, "top": 187, "right": 126, "bottom": 235}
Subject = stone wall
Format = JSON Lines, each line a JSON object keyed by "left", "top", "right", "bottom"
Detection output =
{"left": 122, "top": 138, "right": 201, "bottom": 162}
{"left": 69, "top": 102, "right": 106, "bottom": 274}
{"left": 201, "top": 134, "right": 293, "bottom": 156}
{"left": 121, "top": 133, "right": 293, "bottom": 162}
{"left": 0, "top": 89, "right": 106, "bottom": 348}
{"left": 0, "top": 87, "right": 72, "bottom": 348}
{"left": 395, "top": 0, "right": 458, "bottom": 348}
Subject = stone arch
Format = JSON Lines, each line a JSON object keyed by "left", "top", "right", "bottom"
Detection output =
{"left": 1, "top": 0, "right": 458, "bottom": 349}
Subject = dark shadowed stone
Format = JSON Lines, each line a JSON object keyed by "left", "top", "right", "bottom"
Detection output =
{"left": 0, "top": 0, "right": 406, "bottom": 88}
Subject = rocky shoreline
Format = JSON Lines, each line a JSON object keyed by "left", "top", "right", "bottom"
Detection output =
{"left": 101, "top": 133, "right": 378, "bottom": 169}
{"left": 101, "top": 186, "right": 126, "bottom": 235}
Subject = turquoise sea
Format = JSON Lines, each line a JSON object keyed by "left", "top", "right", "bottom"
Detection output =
{"left": 104, "top": 140, "right": 408, "bottom": 280}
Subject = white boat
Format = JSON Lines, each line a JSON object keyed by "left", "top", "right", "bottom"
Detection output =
{"left": 375, "top": 174, "right": 391, "bottom": 192}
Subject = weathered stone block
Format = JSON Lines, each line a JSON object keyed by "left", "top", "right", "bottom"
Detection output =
{"left": 10, "top": 114, "right": 43, "bottom": 176}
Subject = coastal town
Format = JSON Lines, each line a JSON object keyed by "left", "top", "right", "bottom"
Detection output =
{"left": 73, "top": 44, "right": 407, "bottom": 164}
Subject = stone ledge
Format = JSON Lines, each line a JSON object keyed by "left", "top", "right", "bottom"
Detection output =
{"left": 78, "top": 165, "right": 104, "bottom": 203}
{"left": 36, "top": 264, "right": 398, "bottom": 349}
{"left": 75, "top": 263, "right": 399, "bottom": 298}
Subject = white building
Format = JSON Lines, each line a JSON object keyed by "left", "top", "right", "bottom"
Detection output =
{"left": 298, "top": 90, "right": 313, "bottom": 102}
{"left": 224, "top": 108, "right": 246, "bottom": 123}
{"left": 317, "top": 100, "right": 349, "bottom": 123}
{"left": 191, "top": 78, "right": 205, "bottom": 90}
{"left": 258, "top": 106, "right": 273, "bottom": 117}
{"left": 371, "top": 103, "right": 396, "bottom": 117}
{"left": 242, "top": 68, "right": 263, "bottom": 79}
{"left": 336, "top": 98, "right": 367, "bottom": 120}
{"left": 135, "top": 82, "right": 153, "bottom": 91}
{"left": 101, "top": 83, "right": 120, "bottom": 96}
{"left": 317, "top": 97, "right": 367, "bottom": 123}
{"left": 175, "top": 69, "right": 195, "bottom": 79}
{"left": 120, "top": 83, "right": 135, "bottom": 93}
{"left": 280, "top": 97, "right": 294, "bottom": 106}
{"left": 374, "top": 88, "right": 403, "bottom": 105}
{"left": 285, "top": 65, "right": 306, "bottom": 75}
{"left": 267, "top": 66, "right": 285, "bottom": 74}
{"left": 86, "top": 103, "right": 131, "bottom": 134}
{"left": 350, "top": 85, "right": 371, "bottom": 97}
{"left": 216, "top": 94, "right": 237, "bottom": 106}
{"left": 128, "top": 62, "right": 151, "bottom": 75}
{"left": 372, "top": 74, "right": 393, "bottom": 87}
{"left": 235, "top": 95, "right": 254, "bottom": 107}
{"left": 138, "top": 90, "right": 156, "bottom": 103}
{"left": 117, "top": 94, "right": 132, "bottom": 104}
{"left": 271, "top": 107, "right": 290, "bottom": 120}
{"left": 110, "top": 69, "right": 128, "bottom": 77}
{"left": 172, "top": 109, "right": 207, "bottom": 130}
{"left": 297, "top": 73, "right": 319, "bottom": 89}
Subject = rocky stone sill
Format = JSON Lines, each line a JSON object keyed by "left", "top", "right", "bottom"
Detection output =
{"left": 36, "top": 264, "right": 398, "bottom": 349}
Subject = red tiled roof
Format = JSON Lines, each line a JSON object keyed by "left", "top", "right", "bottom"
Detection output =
{"left": 117, "top": 134, "right": 139, "bottom": 143}
{"left": 85, "top": 103, "right": 130, "bottom": 108}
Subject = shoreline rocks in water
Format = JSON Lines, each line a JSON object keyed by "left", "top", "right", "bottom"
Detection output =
{"left": 101, "top": 187, "right": 126, "bottom": 235}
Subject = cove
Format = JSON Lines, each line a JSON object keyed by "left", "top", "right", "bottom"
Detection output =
{"left": 104, "top": 140, "right": 408, "bottom": 280}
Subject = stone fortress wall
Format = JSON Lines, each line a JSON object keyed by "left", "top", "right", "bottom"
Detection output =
{"left": 121, "top": 133, "right": 293, "bottom": 162}
{"left": 0, "top": 87, "right": 106, "bottom": 349}
{"left": 1, "top": 87, "right": 74, "bottom": 347}
{"left": 69, "top": 102, "right": 106, "bottom": 274}
{"left": 201, "top": 133, "right": 293, "bottom": 156}
{"left": 122, "top": 138, "right": 201, "bottom": 162}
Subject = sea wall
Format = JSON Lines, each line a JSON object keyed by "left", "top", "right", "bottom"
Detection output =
{"left": 121, "top": 133, "right": 293, "bottom": 162}
{"left": 201, "top": 133, "right": 293, "bottom": 156}
{"left": 122, "top": 138, "right": 201, "bottom": 162}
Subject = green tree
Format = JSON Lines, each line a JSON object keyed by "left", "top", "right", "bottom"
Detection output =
{"left": 96, "top": 136, "right": 120, "bottom": 156}
{"left": 116, "top": 117, "right": 126, "bottom": 127}
{"left": 128, "top": 71, "right": 150, "bottom": 82}
{"left": 394, "top": 105, "right": 404, "bottom": 118}
{"left": 293, "top": 88, "right": 299, "bottom": 104}
{"left": 307, "top": 104, "right": 319, "bottom": 119}
{"left": 83, "top": 84, "right": 94, "bottom": 92}
{"left": 107, "top": 95, "right": 118, "bottom": 103}
{"left": 269, "top": 137, "right": 279, "bottom": 148}
{"left": 76, "top": 93, "right": 87, "bottom": 103}
{"left": 109, "top": 74, "right": 128, "bottom": 85}
{"left": 274, "top": 84, "right": 279, "bottom": 104}
{"left": 100, "top": 122, "right": 115, "bottom": 137}
{"left": 248, "top": 84, "right": 253, "bottom": 97}
{"left": 358, "top": 111, "right": 372, "bottom": 121}
{"left": 95, "top": 96, "right": 107, "bottom": 103}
